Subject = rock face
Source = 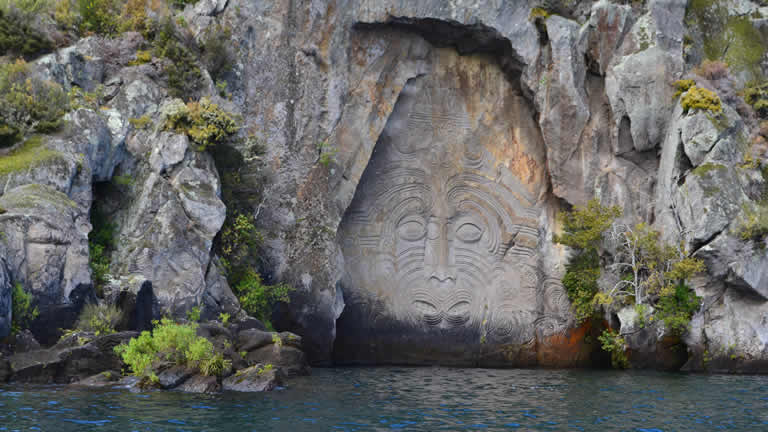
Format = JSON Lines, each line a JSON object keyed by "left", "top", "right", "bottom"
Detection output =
{"left": 5, "top": 0, "right": 768, "bottom": 372}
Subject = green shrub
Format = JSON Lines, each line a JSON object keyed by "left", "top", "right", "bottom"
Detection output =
{"left": 88, "top": 205, "right": 115, "bottom": 297}
{"left": 114, "top": 318, "right": 225, "bottom": 379}
{"left": 200, "top": 352, "right": 231, "bottom": 376}
{"left": 218, "top": 312, "right": 230, "bottom": 325}
{"left": 233, "top": 270, "right": 293, "bottom": 329}
{"left": 673, "top": 79, "right": 696, "bottom": 98}
{"left": 0, "top": 6, "right": 53, "bottom": 57}
{"left": 128, "top": 49, "right": 152, "bottom": 66}
{"left": 153, "top": 18, "right": 203, "bottom": 100}
{"left": 681, "top": 86, "right": 723, "bottom": 114}
{"left": 164, "top": 97, "right": 238, "bottom": 151}
{"left": 11, "top": 282, "right": 38, "bottom": 334}
{"left": 75, "top": 303, "right": 120, "bottom": 336}
{"left": 186, "top": 306, "right": 201, "bottom": 322}
{"left": 598, "top": 329, "right": 629, "bottom": 369}
{"left": 736, "top": 203, "right": 768, "bottom": 242}
{"left": 656, "top": 282, "right": 701, "bottom": 335}
{"left": 78, "top": 0, "right": 119, "bottom": 35}
{"left": 742, "top": 81, "right": 768, "bottom": 118}
{"left": 200, "top": 23, "right": 234, "bottom": 83}
{"left": 0, "top": 59, "right": 68, "bottom": 146}
{"left": 68, "top": 85, "right": 104, "bottom": 111}
{"left": 554, "top": 199, "right": 621, "bottom": 323}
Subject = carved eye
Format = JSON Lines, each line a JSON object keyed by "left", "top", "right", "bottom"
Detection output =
{"left": 413, "top": 300, "right": 438, "bottom": 315}
{"left": 426, "top": 221, "right": 441, "bottom": 240}
{"left": 447, "top": 301, "right": 470, "bottom": 316}
{"left": 455, "top": 223, "right": 483, "bottom": 242}
{"left": 397, "top": 219, "right": 426, "bottom": 241}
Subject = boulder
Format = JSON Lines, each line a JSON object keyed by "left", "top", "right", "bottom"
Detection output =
{"left": 245, "top": 344, "right": 310, "bottom": 377}
{"left": 8, "top": 331, "right": 137, "bottom": 384}
{"left": 176, "top": 374, "right": 221, "bottom": 393}
{"left": 72, "top": 370, "right": 121, "bottom": 388}
{"left": 156, "top": 365, "right": 195, "bottom": 389}
{"left": 222, "top": 365, "right": 283, "bottom": 392}
{"left": 9, "top": 330, "right": 41, "bottom": 353}
{"left": 236, "top": 328, "right": 274, "bottom": 352}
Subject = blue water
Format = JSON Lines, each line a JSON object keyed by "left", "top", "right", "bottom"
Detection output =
{"left": 1, "top": 367, "right": 767, "bottom": 431}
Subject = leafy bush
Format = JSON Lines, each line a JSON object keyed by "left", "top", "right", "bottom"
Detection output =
{"left": 598, "top": 329, "right": 629, "bottom": 369}
{"left": 75, "top": 303, "right": 120, "bottom": 336}
{"left": 88, "top": 205, "right": 115, "bottom": 296}
{"left": 200, "top": 352, "right": 231, "bottom": 376}
{"left": 681, "top": 86, "right": 723, "bottom": 114}
{"left": 186, "top": 306, "right": 201, "bottom": 322}
{"left": 153, "top": 18, "right": 203, "bottom": 100}
{"left": 164, "top": 97, "right": 237, "bottom": 151}
{"left": 554, "top": 199, "right": 621, "bottom": 323}
{"left": 742, "top": 81, "right": 768, "bottom": 118}
{"left": 0, "top": 59, "right": 68, "bottom": 146}
{"left": 200, "top": 23, "right": 234, "bottom": 83}
{"left": 693, "top": 60, "right": 730, "bottom": 81}
{"left": 656, "top": 282, "right": 701, "bottom": 335}
{"left": 114, "top": 318, "right": 227, "bottom": 379}
{"left": 736, "top": 203, "right": 768, "bottom": 242}
{"left": 233, "top": 270, "right": 292, "bottom": 329}
{"left": 11, "top": 282, "right": 38, "bottom": 334}
{"left": 0, "top": 6, "right": 53, "bottom": 57}
{"left": 78, "top": 0, "right": 119, "bottom": 35}
{"left": 673, "top": 79, "right": 695, "bottom": 99}
{"left": 218, "top": 312, "right": 230, "bottom": 325}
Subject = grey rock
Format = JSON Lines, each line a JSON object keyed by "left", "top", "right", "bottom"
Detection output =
{"left": 695, "top": 233, "right": 768, "bottom": 300}
{"left": 236, "top": 328, "right": 274, "bottom": 352}
{"left": 8, "top": 331, "right": 137, "bottom": 384}
{"left": 72, "top": 370, "right": 121, "bottom": 388}
{"left": 156, "top": 365, "right": 194, "bottom": 389}
{"left": 176, "top": 374, "right": 221, "bottom": 393}
{"left": 0, "top": 259, "right": 11, "bottom": 338}
{"left": 222, "top": 365, "right": 283, "bottom": 392}
{"left": 245, "top": 344, "right": 309, "bottom": 377}
{"left": 10, "top": 330, "right": 41, "bottom": 353}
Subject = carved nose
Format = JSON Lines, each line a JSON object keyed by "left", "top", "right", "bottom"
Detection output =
{"left": 425, "top": 221, "right": 456, "bottom": 282}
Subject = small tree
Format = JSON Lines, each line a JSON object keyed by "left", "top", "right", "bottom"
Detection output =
{"left": 554, "top": 199, "right": 621, "bottom": 323}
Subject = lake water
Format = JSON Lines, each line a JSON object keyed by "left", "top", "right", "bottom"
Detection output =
{"left": 1, "top": 367, "right": 767, "bottom": 431}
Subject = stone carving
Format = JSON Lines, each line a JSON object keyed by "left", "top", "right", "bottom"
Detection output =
{"left": 339, "top": 76, "right": 551, "bottom": 348}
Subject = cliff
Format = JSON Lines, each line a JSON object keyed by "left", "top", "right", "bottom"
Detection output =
{"left": 2, "top": 0, "right": 768, "bottom": 373}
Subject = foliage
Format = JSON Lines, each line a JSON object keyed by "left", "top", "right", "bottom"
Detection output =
{"left": 153, "top": 18, "right": 203, "bottom": 100}
{"left": 75, "top": 303, "right": 120, "bottom": 336}
{"left": 598, "top": 329, "right": 629, "bottom": 369}
{"left": 0, "top": 136, "right": 59, "bottom": 175}
{"left": 11, "top": 282, "right": 38, "bottom": 334}
{"left": 78, "top": 0, "right": 119, "bottom": 35}
{"left": 218, "top": 312, "right": 230, "bottom": 325}
{"left": 200, "top": 352, "right": 231, "bottom": 376}
{"left": 0, "top": 6, "right": 53, "bottom": 57}
{"left": 656, "top": 282, "right": 702, "bottom": 335}
{"left": 186, "top": 306, "right": 201, "bottom": 322}
{"left": 89, "top": 205, "right": 115, "bottom": 297}
{"left": 554, "top": 199, "right": 622, "bottom": 251}
{"left": 119, "top": 0, "right": 150, "bottom": 35}
{"left": 685, "top": 0, "right": 766, "bottom": 79}
{"left": 257, "top": 363, "right": 273, "bottom": 375}
{"left": 200, "top": 23, "right": 234, "bottom": 83}
{"left": 529, "top": 7, "right": 550, "bottom": 20}
{"left": 219, "top": 212, "right": 262, "bottom": 272}
{"left": 693, "top": 60, "right": 729, "bottom": 81}
{"left": 233, "top": 269, "right": 293, "bottom": 328}
{"left": 128, "top": 50, "right": 152, "bottom": 66}
{"left": 114, "top": 318, "right": 225, "bottom": 378}
{"left": 736, "top": 203, "right": 768, "bottom": 242}
{"left": 68, "top": 85, "right": 104, "bottom": 111}
{"left": 561, "top": 251, "right": 601, "bottom": 323}
{"left": 316, "top": 140, "right": 337, "bottom": 168}
{"left": 54, "top": 0, "right": 77, "bottom": 29}
{"left": 164, "top": 97, "right": 238, "bottom": 151}
{"left": 554, "top": 199, "right": 621, "bottom": 323}
{"left": 681, "top": 86, "right": 722, "bottom": 114}
{"left": 742, "top": 81, "right": 768, "bottom": 118}
{"left": 128, "top": 115, "right": 152, "bottom": 130}
{"left": 673, "top": 79, "right": 695, "bottom": 99}
{"left": 0, "top": 59, "right": 68, "bottom": 146}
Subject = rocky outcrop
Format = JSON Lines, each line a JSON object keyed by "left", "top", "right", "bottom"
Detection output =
{"left": 222, "top": 365, "right": 283, "bottom": 392}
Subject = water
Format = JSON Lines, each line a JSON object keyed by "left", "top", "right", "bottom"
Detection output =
{"left": 1, "top": 367, "right": 767, "bottom": 431}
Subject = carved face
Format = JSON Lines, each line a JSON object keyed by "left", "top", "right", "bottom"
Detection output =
{"left": 339, "top": 82, "right": 542, "bottom": 335}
